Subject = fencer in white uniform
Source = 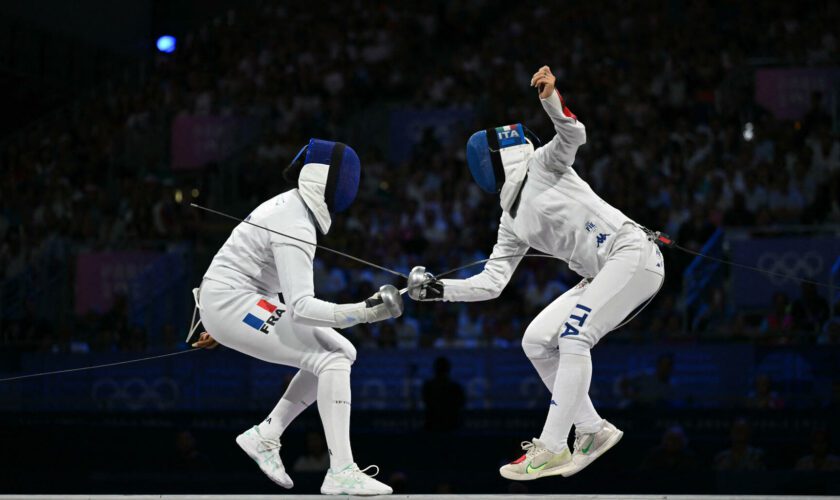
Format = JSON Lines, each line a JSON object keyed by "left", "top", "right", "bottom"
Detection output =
{"left": 193, "top": 139, "right": 396, "bottom": 495}
{"left": 409, "top": 66, "right": 665, "bottom": 480}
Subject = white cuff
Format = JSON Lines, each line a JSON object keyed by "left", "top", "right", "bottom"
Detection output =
{"left": 333, "top": 302, "right": 368, "bottom": 328}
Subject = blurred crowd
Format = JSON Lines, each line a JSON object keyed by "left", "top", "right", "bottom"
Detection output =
{"left": 639, "top": 419, "right": 840, "bottom": 475}
{"left": 1, "top": 1, "right": 839, "bottom": 356}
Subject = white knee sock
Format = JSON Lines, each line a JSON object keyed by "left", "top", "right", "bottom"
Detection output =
{"left": 574, "top": 396, "right": 604, "bottom": 434}
{"left": 317, "top": 367, "right": 354, "bottom": 470}
{"left": 529, "top": 354, "right": 603, "bottom": 436}
{"left": 528, "top": 354, "right": 559, "bottom": 391}
{"left": 258, "top": 370, "right": 318, "bottom": 439}
{"left": 538, "top": 352, "right": 592, "bottom": 453}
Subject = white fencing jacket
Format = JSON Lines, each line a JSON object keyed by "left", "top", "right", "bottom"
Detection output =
{"left": 203, "top": 189, "right": 370, "bottom": 328}
{"left": 441, "top": 90, "right": 634, "bottom": 302}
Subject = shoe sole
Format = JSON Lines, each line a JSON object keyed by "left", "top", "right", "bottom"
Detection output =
{"left": 563, "top": 428, "right": 624, "bottom": 477}
{"left": 499, "top": 460, "right": 577, "bottom": 481}
{"left": 236, "top": 433, "right": 294, "bottom": 489}
{"left": 321, "top": 487, "right": 392, "bottom": 496}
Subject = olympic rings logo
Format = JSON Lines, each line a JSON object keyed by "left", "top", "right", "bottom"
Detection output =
{"left": 756, "top": 251, "right": 823, "bottom": 285}
{"left": 91, "top": 377, "right": 180, "bottom": 410}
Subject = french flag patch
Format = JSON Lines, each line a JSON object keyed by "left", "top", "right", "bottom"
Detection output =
{"left": 242, "top": 299, "right": 282, "bottom": 334}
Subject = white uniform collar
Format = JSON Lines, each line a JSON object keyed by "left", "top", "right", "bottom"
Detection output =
{"left": 297, "top": 163, "right": 332, "bottom": 234}
{"left": 499, "top": 143, "right": 532, "bottom": 213}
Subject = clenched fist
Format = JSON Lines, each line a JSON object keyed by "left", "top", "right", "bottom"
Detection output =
{"left": 530, "top": 65, "right": 556, "bottom": 99}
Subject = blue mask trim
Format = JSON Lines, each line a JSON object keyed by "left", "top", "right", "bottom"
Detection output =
{"left": 300, "top": 138, "right": 361, "bottom": 213}
{"left": 466, "top": 130, "right": 497, "bottom": 193}
{"left": 466, "top": 123, "right": 527, "bottom": 194}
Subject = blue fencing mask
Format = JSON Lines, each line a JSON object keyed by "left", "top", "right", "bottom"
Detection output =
{"left": 288, "top": 138, "right": 360, "bottom": 234}
{"left": 466, "top": 124, "right": 532, "bottom": 194}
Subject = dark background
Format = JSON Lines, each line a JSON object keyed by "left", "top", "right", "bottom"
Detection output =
{"left": 1, "top": 0, "right": 839, "bottom": 495}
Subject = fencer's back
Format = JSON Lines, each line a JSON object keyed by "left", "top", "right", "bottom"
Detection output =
{"left": 203, "top": 190, "right": 316, "bottom": 294}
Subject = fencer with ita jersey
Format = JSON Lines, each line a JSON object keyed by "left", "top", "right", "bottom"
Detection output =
{"left": 193, "top": 139, "right": 395, "bottom": 495}
{"left": 409, "top": 66, "right": 665, "bottom": 480}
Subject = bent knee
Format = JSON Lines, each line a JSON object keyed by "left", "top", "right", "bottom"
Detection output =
{"left": 557, "top": 335, "right": 591, "bottom": 356}
{"left": 313, "top": 352, "right": 353, "bottom": 376}
{"left": 312, "top": 326, "right": 357, "bottom": 360}
{"left": 522, "top": 324, "right": 556, "bottom": 360}
{"left": 334, "top": 336, "right": 357, "bottom": 364}
{"left": 345, "top": 342, "right": 357, "bottom": 363}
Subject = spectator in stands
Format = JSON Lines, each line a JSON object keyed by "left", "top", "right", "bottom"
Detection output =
{"left": 122, "top": 325, "right": 148, "bottom": 353}
{"left": 395, "top": 317, "right": 420, "bottom": 349}
{"left": 795, "top": 428, "right": 840, "bottom": 471}
{"left": 640, "top": 425, "right": 697, "bottom": 472}
{"left": 713, "top": 418, "right": 766, "bottom": 471}
{"left": 646, "top": 293, "right": 681, "bottom": 339}
{"left": 292, "top": 431, "right": 330, "bottom": 473}
{"left": 613, "top": 375, "right": 637, "bottom": 409}
{"left": 432, "top": 328, "right": 460, "bottom": 349}
{"left": 760, "top": 292, "right": 795, "bottom": 342}
{"left": 692, "top": 287, "right": 732, "bottom": 335}
{"left": 677, "top": 206, "right": 716, "bottom": 251}
{"left": 2, "top": 1, "right": 840, "bottom": 356}
{"left": 743, "top": 374, "right": 785, "bottom": 410}
{"left": 432, "top": 311, "right": 461, "bottom": 348}
{"left": 8, "top": 299, "right": 53, "bottom": 352}
{"left": 808, "top": 127, "right": 840, "bottom": 175}
{"left": 422, "top": 356, "right": 466, "bottom": 431}
{"left": 490, "top": 321, "right": 518, "bottom": 350}
{"left": 377, "top": 322, "right": 398, "bottom": 349}
{"left": 723, "top": 192, "right": 755, "bottom": 227}
{"left": 626, "top": 353, "right": 678, "bottom": 408}
{"left": 792, "top": 282, "right": 830, "bottom": 334}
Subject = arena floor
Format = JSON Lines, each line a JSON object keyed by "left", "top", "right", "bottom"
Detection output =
{"left": 1, "top": 496, "right": 836, "bottom": 499}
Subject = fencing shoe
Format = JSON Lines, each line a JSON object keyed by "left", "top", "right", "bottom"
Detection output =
{"left": 499, "top": 438, "right": 574, "bottom": 480}
{"left": 320, "top": 463, "right": 393, "bottom": 495}
{"left": 566, "top": 420, "right": 624, "bottom": 476}
{"left": 235, "top": 426, "right": 293, "bottom": 488}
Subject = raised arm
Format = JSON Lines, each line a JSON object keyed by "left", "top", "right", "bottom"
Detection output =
{"left": 530, "top": 65, "right": 587, "bottom": 170}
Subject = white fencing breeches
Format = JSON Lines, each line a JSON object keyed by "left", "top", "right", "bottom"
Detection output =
{"left": 197, "top": 279, "right": 357, "bottom": 375}
{"left": 197, "top": 279, "right": 358, "bottom": 469}
{"left": 522, "top": 224, "right": 665, "bottom": 433}
{"left": 523, "top": 223, "right": 664, "bottom": 357}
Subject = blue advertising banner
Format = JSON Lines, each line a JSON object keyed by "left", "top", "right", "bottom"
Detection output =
{"left": 3, "top": 345, "right": 835, "bottom": 413}
{"left": 729, "top": 237, "right": 840, "bottom": 309}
